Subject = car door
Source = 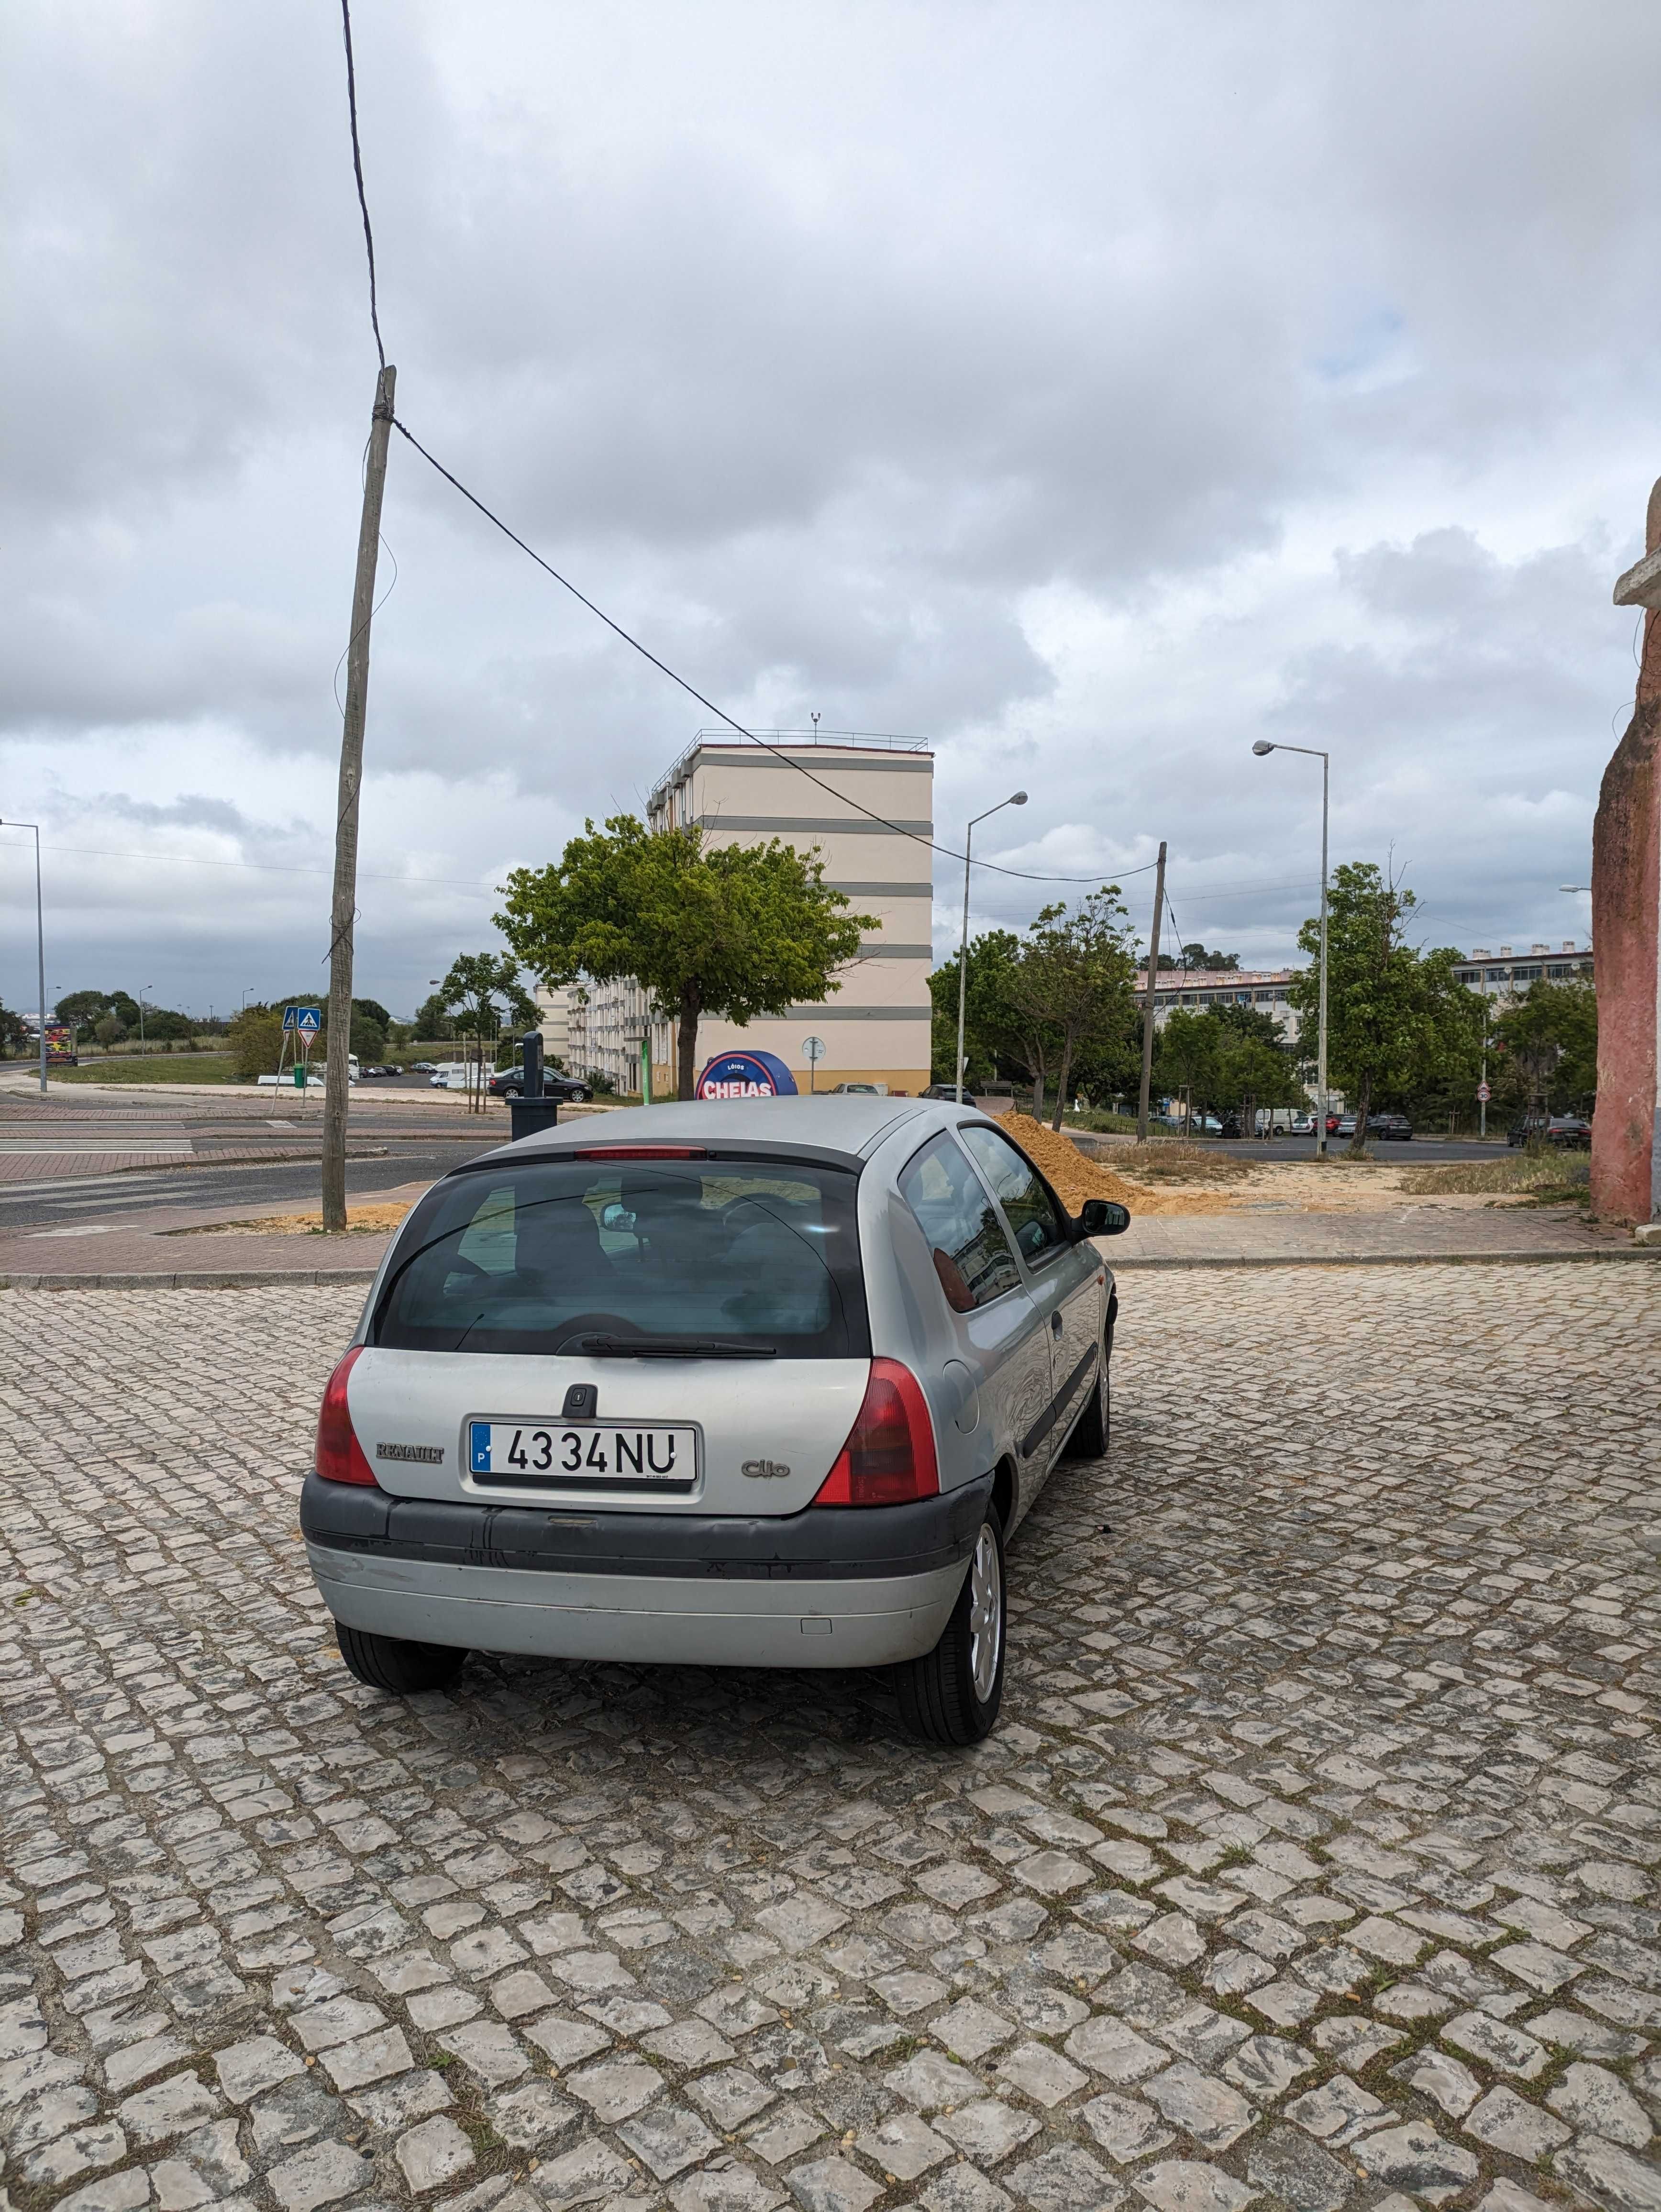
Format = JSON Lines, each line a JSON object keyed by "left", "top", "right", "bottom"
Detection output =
{"left": 958, "top": 1123, "right": 1104, "bottom": 1503}
{"left": 894, "top": 1132, "right": 1055, "bottom": 1521}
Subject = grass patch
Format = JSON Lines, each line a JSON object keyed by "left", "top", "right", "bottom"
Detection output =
{"left": 51, "top": 1054, "right": 239, "bottom": 1085}
{"left": 1111, "top": 1141, "right": 1252, "bottom": 1184}
{"left": 1397, "top": 1152, "right": 1590, "bottom": 1199}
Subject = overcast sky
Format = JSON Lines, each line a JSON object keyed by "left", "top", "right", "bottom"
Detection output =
{"left": 5, "top": 0, "right": 1659, "bottom": 1020}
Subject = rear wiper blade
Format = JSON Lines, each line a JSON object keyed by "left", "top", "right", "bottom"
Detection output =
{"left": 557, "top": 1332, "right": 777, "bottom": 1358}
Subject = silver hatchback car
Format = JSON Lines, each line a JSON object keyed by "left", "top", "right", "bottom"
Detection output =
{"left": 302, "top": 1096, "right": 1128, "bottom": 1742}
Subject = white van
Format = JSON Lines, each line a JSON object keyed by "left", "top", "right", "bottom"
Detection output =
{"left": 256, "top": 1053, "right": 358, "bottom": 1089}
{"left": 429, "top": 1061, "right": 474, "bottom": 1091}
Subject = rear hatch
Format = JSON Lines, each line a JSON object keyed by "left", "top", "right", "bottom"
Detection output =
{"left": 345, "top": 1143, "right": 873, "bottom": 1518}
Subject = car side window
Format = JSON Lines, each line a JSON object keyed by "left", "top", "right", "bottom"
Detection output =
{"left": 898, "top": 1135, "right": 1022, "bottom": 1313}
{"left": 958, "top": 1126, "right": 1067, "bottom": 1265}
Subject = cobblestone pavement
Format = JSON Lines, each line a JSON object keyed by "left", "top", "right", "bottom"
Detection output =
{"left": 0, "top": 1266, "right": 1657, "bottom": 2212}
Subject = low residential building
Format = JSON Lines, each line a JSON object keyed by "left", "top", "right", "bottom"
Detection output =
{"left": 1132, "top": 966, "right": 1305, "bottom": 1045}
{"left": 554, "top": 731, "right": 935, "bottom": 1098}
{"left": 1451, "top": 940, "right": 1593, "bottom": 1000}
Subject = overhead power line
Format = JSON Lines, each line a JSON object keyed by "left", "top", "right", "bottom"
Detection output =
{"left": 389, "top": 420, "right": 1153, "bottom": 890}
{"left": 339, "top": 0, "right": 385, "bottom": 371}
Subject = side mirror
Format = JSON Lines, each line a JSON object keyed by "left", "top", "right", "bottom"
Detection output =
{"left": 1076, "top": 1199, "right": 1130, "bottom": 1238}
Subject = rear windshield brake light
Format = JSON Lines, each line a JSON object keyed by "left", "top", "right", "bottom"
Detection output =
{"left": 572, "top": 1146, "right": 709, "bottom": 1160}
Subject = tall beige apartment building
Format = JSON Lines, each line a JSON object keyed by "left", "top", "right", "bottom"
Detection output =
{"left": 539, "top": 732, "right": 935, "bottom": 1097}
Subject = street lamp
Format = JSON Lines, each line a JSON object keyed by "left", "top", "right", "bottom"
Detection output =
{"left": 139, "top": 984, "right": 153, "bottom": 1055}
{"left": 1252, "top": 741, "right": 1329, "bottom": 1158}
{"left": 955, "top": 792, "right": 1028, "bottom": 1105}
{"left": 0, "top": 820, "right": 47, "bottom": 1095}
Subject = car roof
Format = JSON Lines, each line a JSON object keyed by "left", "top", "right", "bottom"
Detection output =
{"left": 498, "top": 1093, "right": 951, "bottom": 1167}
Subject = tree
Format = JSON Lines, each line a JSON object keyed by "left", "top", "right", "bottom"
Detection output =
{"left": 433, "top": 953, "right": 537, "bottom": 1047}
{"left": 499, "top": 818, "right": 875, "bottom": 1099}
{"left": 0, "top": 1000, "right": 30, "bottom": 1058}
{"left": 1178, "top": 942, "right": 1240, "bottom": 972}
{"left": 350, "top": 1010, "right": 387, "bottom": 1063}
{"left": 1154, "top": 1008, "right": 1225, "bottom": 1128}
{"left": 228, "top": 1003, "right": 283, "bottom": 1080}
{"left": 353, "top": 996, "right": 393, "bottom": 1033}
{"left": 92, "top": 1013, "right": 125, "bottom": 1051}
{"left": 56, "top": 989, "right": 111, "bottom": 1040}
{"left": 1287, "top": 861, "right": 1473, "bottom": 1152}
{"left": 413, "top": 993, "right": 456, "bottom": 1042}
{"left": 1005, "top": 890, "right": 1139, "bottom": 1128}
{"left": 929, "top": 930, "right": 1022, "bottom": 1088}
{"left": 1493, "top": 979, "right": 1597, "bottom": 1118}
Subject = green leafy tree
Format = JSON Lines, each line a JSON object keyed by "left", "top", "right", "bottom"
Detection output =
{"left": 413, "top": 993, "right": 456, "bottom": 1042}
{"left": 1154, "top": 1008, "right": 1225, "bottom": 1127}
{"left": 1178, "top": 942, "right": 1240, "bottom": 972}
{"left": 929, "top": 929, "right": 1022, "bottom": 1088}
{"left": 353, "top": 996, "right": 393, "bottom": 1033}
{"left": 55, "top": 989, "right": 111, "bottom": 1041}
{"left": 499, "top": 818, "right": 875, "bottom": 1099}
{"left": 1288, "top": 861, "right": 1473, "bottom": 1152}
{"left": 0, "top": 999, "right": 30, "bottom": 1058}
{"left": 350, "top": 1010, "right": 387, "bottom": 1063}
{"left": 1493, "top": 979, "right": 1596, "bottom": 1118}
{"left": 92, "top": 1013, "right": 126, "bottom": 1050}
{"left": 433, "top": 953, "right": 537, "bottom": 1047}
{"left": 1006, "top": 890, "right": 1139, "bottom": 1128}
{"left": 228, "top": 1002, "right": 283, "bottom": 1080}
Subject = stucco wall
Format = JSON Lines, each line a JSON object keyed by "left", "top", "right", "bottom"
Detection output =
{"left": 1591, "top": 477, "right": 1661, "bottom": 1224}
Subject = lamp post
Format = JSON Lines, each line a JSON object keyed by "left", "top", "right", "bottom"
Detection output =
{"left": 0, "top": 819, "right": 47, "bottom": 1095}
{"left": 955, "top": 791, "right": 1028, "bottom": 1105}
{"left": 139, "top": 984, "right": 153, "bottom": 1056}
{"left": 1252, "top": 741, "right": 1329, "bottom": 1158}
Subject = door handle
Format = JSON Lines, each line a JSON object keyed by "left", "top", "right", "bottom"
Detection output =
{"left": 1051, "top": 1311, "right": 1063, "bottom": 1336}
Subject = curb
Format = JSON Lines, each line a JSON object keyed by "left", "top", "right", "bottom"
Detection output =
{"left": 1111, "top": 1247, "right": 1661, "bottom": 1272}
{"left": 0, "top": 1270, "right": 381, "bottom": 1290}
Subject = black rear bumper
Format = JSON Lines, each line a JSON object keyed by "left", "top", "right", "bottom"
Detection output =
{"left": 299, "top": 1470, "right": 994, "bottom": 1582}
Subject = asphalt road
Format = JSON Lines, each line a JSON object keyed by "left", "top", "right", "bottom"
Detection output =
{"left": 0, "top": 1138, "right": 502, "bottom": 1231}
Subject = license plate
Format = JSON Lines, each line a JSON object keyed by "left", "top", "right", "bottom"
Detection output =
{"left": 468, "top": 1420, "right": 697, "bottom": 1488}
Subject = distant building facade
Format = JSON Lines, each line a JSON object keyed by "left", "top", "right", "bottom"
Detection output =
{"left": 553, "top": 732, "right": 935, "bottom": 1098}
{"left": 1132, "top": 966, "right": 1304, "bottom": 1046}
{"left": 1451, "top": 940, "right": 1593, "bottom": 1001}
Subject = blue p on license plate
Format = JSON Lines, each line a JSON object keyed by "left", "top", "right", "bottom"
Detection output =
{"left": 468, "top": 1420, "right": 696, "bottom": 1486}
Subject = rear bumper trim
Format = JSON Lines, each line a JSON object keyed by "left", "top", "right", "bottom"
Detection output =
{"left": 299, "top": 1470, "right": 993, "bottom": 1582}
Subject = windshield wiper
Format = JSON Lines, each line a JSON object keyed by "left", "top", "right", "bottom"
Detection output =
{"left": 556, "top": 1331, "right": 777, "bottom": 1358}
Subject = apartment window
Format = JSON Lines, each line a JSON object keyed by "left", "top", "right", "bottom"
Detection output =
{"left": 1514, "top": 966, "right": 1541, "bottom": 982}
{"left": 1485, "top": 968, "right": 1508, "bottom": 983}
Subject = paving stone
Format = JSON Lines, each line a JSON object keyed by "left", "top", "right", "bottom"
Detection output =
{"left": 1393, "top": 2046, "right": 1482, "bottom": 2118}
{"left": 996, "top": 2040, "right": 1089, "bottom": 2108}
{"left": 1063, "top": 2014, "right": 1167, "bottom": 2082}
{"left": 1546, "top": 2061, "right": 1653, "bottom": 2147}
{"left": 1220, "top": 2035, "right": 1315, "bottom": 2100}
{"left": 1553, "top": 2136, "right": 1661, "bottom": 2212}
{"left": 1080, "top": 2090, "right": 1175, "bottom": 2163}
{"left": 1143, "top": 2061, "right": 1256, "bottom": 2149}
{"left": 884, "top": 2050, "right": 984, "bottom": 2110}
{"left": 1130, "top": 2159, "right": 1254, "bottom": 2212}
{"left": 1349, "top": 2121, "right": 1480, "bottom": 2205}
{"left": 854, "top": 2109, "right": 954, "bottom": 2180}
{"left": 787, "top": 2154, "right": 884, "bottom": 2212}
{"left": 1440, "top": 2009, "right": 1549, "bottom": 2079}
{"left": 620, "top": 2100, "right": 723, "bottom": 2179}
{"left": 1007, "top": 2143, "right": 1123, "bottom": 2212}
{"left": 935, "top": 2097, "right": 1041, "bottom": 2162}
{"left": 438, "top": 2018, "right": 531, "bottom": 2087}
{"left": 673, "top": 2159, "right": 790, "bottom": 2212}
{"left": 1246, "top": 2123, "right": 1351, "bottom": 2212}
{"left": 215, "top": 2035, "right": 305, "bottom": 2104}
{"left": 1134, "top": 1914, "right": 1207, "bottom": 1969}
{"left": 1462, "top": 2085, "right": 1572, "bottom": 2160}
{"left": 19, "top": 2117, "right": 128, "bottom": 2189}
{"left": 930, "top": 1997, "right": 1017, "bottom": 2060}
{"left": 265, "top": 2137, "right": 372, "bottom": 2212}
{"left": 397, "top": 2113, "right": 476, "bottom": 2194}
{"left": 921, "top": 2163, "right": 1015, "bottom": 2212}
{"left": 319, "top": 2023, "right": 414, "bottom": 2091}
{"left": 533, "top": 2137, "right": 635, "bottom": 2211}
{"left": 747, "top": 2109, "right": 829, "bottom": 2166}
{"left": 1283, "top": 2076, "right": 1387, "bottom": 2147}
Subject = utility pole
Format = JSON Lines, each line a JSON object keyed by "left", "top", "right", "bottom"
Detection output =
{"left": 322, "top": 362, "right": 396, "bottom": 1232}
{"left": 1136, "top": 841, "right": 1167, "bottom": 1142}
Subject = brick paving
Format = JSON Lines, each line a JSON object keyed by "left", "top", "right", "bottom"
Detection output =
{"left": 0, "top": 1265, "right": 1656, "bottom": 2212}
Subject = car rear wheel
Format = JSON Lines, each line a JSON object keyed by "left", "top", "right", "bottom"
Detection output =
{"left": 570, "top": 1085, "right": 591, "bottom": 1102}
{"left": 335, "top": 1623, "right": 466, "bottom": 1695}
{"left": 896, "top": 1517, "right": 1005, "bottom": 1745}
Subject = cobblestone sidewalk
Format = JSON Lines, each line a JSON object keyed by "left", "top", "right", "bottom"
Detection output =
{"left": 0, "top": 1267, "right": 1656, "bottom": 2212}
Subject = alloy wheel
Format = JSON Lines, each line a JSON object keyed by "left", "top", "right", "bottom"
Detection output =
{"left": 968, "top": 1523, "right": 1003, "bottom": 1702}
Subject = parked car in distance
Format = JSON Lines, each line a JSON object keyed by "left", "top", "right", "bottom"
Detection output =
{"left": 301, "top": 1095, "right": 1130, "bottom": 1744}
{"left": 918, "top": 1084, "right": 965, "bottom": 1101}
{"left": 1368, "top": 1113, "right": 1414, "bottom": 1142}
{"left": 411, "top": 1062, "right": 438, "bottom": 1074}
{"left": 830, "top": 1081, "right": 887, "bottom": 1095}
{"left": 487, "top": 1066, "right": 594, "bottom": 1103}
{"left": 1218, "top": 1113, "right": 1242, "bottom": 1139}
{"left": 1508, "top": 1113, "right": 1592, "bottom": 1150}
{"left": 1289, "top": 1113, "right": 1315, "bottom": 1134}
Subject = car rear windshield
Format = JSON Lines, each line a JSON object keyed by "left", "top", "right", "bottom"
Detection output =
{"left": 371, "top": 1154, "right": 869, "bottom": 1357}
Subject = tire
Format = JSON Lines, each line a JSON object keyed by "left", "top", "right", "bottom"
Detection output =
{"left": 896, "top": 1517, "right": 1006, "bottom": 1745}
{"left": 1063, "top": 1350, "right": 1110, "bottom": 1459}
{"left": 335, "top": 1623, "right": 466, "bottom": 1695}
{"left": 570, "top": 1085, "right": 591, "bottom": 1103}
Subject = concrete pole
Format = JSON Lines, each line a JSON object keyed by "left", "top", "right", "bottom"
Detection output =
{"left": 322, "top": 363, "right": 396, "bottom": 1232}
{"left": 955, "top": 826, "right": 974, "bottom": 1106}
{"left": 1317, "top": 751, "right": 1329, "bottom": 1161}
{"left": 1137, "top": 841, "right": 1167, "bottom": 1141}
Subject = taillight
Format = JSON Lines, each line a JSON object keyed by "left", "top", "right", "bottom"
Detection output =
{"left": 812, "top": 1359, "right": 939, "bottom": 1506}
{"left": 315, "top": 1347, "right": 377, "bottom": 1486}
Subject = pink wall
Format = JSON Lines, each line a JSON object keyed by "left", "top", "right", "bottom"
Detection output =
{"left": 1591, "top": 477, "right": 1661, "bottom": 1225}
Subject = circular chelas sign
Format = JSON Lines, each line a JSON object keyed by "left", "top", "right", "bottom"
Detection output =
{"left": 695, "top": 1050, "right": 799, "bottom": 1099}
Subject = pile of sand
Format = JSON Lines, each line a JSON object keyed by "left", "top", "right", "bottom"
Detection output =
{"left": 999, "top": 1114, "right": 1236, "bottom": 1217}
